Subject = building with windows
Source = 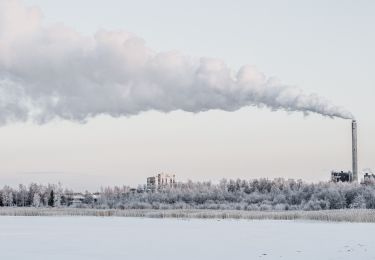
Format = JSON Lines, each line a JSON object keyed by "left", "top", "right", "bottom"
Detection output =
{"left": 331, "top": 171, "right": 353, "bottom": 183}
{"left": 363, "top": 173, "right": 375, "bottom": 184}
{"left": 147, "top": 173, "right": 176, "bottom": 191}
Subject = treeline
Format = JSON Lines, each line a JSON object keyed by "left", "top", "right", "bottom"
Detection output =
{"left": 0, "top": 183, "right": 69, "bottom": 208}
{"left": 1, "top": 179, "right": 375, "bottom": 211}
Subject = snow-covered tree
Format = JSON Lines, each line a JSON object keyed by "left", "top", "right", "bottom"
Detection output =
{"left": 32, "top": 193, "right": 41, "bottom": 208}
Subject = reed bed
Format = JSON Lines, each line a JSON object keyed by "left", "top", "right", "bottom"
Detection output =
{"left": 0, "top": 208, "right": 375, "bottom": 223}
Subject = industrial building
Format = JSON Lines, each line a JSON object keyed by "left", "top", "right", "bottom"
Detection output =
{"left": 147, "top": 173, "right": 176, "bottom": 191}
{"left": 363, "top": 173, "right": 375, "bottom": 183}
{"left": 331, "top": 171, "right": 353, "bottom": 183}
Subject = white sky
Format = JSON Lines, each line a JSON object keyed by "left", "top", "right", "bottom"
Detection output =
{"left": 1, "top": 0, "right": 374, "bottom": 191}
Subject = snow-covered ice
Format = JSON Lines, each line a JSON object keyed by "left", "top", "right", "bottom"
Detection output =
{"left": 0, "top": 217, "right": 374, "bottom": 260}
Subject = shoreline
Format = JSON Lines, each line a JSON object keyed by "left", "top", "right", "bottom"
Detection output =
{"left": 0, "top": 208, "right": 374, "bottom": 223}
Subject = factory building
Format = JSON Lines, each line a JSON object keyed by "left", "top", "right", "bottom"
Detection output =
{"left": 331, "top": 171, "right": 353, "bottom": 183}
{"left": 363, "top": 173, "right": 375, "bottom": 184}
{"left": 147, "top": 173, "right": 176, "bottom": 191}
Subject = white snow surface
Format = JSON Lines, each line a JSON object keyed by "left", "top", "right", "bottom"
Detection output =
{"left": 0, "top": 217, "right": 374, "bottom": 260}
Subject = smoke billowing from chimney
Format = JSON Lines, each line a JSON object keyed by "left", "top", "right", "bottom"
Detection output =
{"left": 0, "top": 0, "right": 354, "bottom": 125}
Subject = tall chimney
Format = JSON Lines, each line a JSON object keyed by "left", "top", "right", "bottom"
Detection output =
{"left": 352, "top": 120, "right": 358, "bottom": 182}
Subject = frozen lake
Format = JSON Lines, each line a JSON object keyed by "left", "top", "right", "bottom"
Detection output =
{"left": 0, "top": 217, "right": 374, "bottom": 260}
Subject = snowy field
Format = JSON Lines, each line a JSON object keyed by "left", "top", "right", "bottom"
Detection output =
{"left": 0, "top": 217, "right": 374, "bottom": 260}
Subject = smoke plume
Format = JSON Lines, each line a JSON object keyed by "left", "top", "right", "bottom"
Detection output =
{"left": 0, "top": 0, "right": 353, "bottom": 125}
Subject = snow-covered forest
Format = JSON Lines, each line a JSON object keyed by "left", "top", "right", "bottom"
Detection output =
{"left": 1, "top": 178, "right": 375, "bottom": 210}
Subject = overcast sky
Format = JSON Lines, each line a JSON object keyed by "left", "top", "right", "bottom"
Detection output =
{"left": 0, "top": 0, "right": 374, "bottom": 191}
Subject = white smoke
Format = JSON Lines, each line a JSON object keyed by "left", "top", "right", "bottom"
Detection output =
{"left": 0, "top": 0, "right": 353, "bottom": 125}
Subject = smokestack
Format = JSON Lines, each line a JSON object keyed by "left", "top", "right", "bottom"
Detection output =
{"left": 352, "top": 120, "right": 358, "bottom": 182}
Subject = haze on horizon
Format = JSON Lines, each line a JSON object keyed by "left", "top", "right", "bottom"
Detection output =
{"left": 0, "top": 0, "right": 374, "bottom": 191}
